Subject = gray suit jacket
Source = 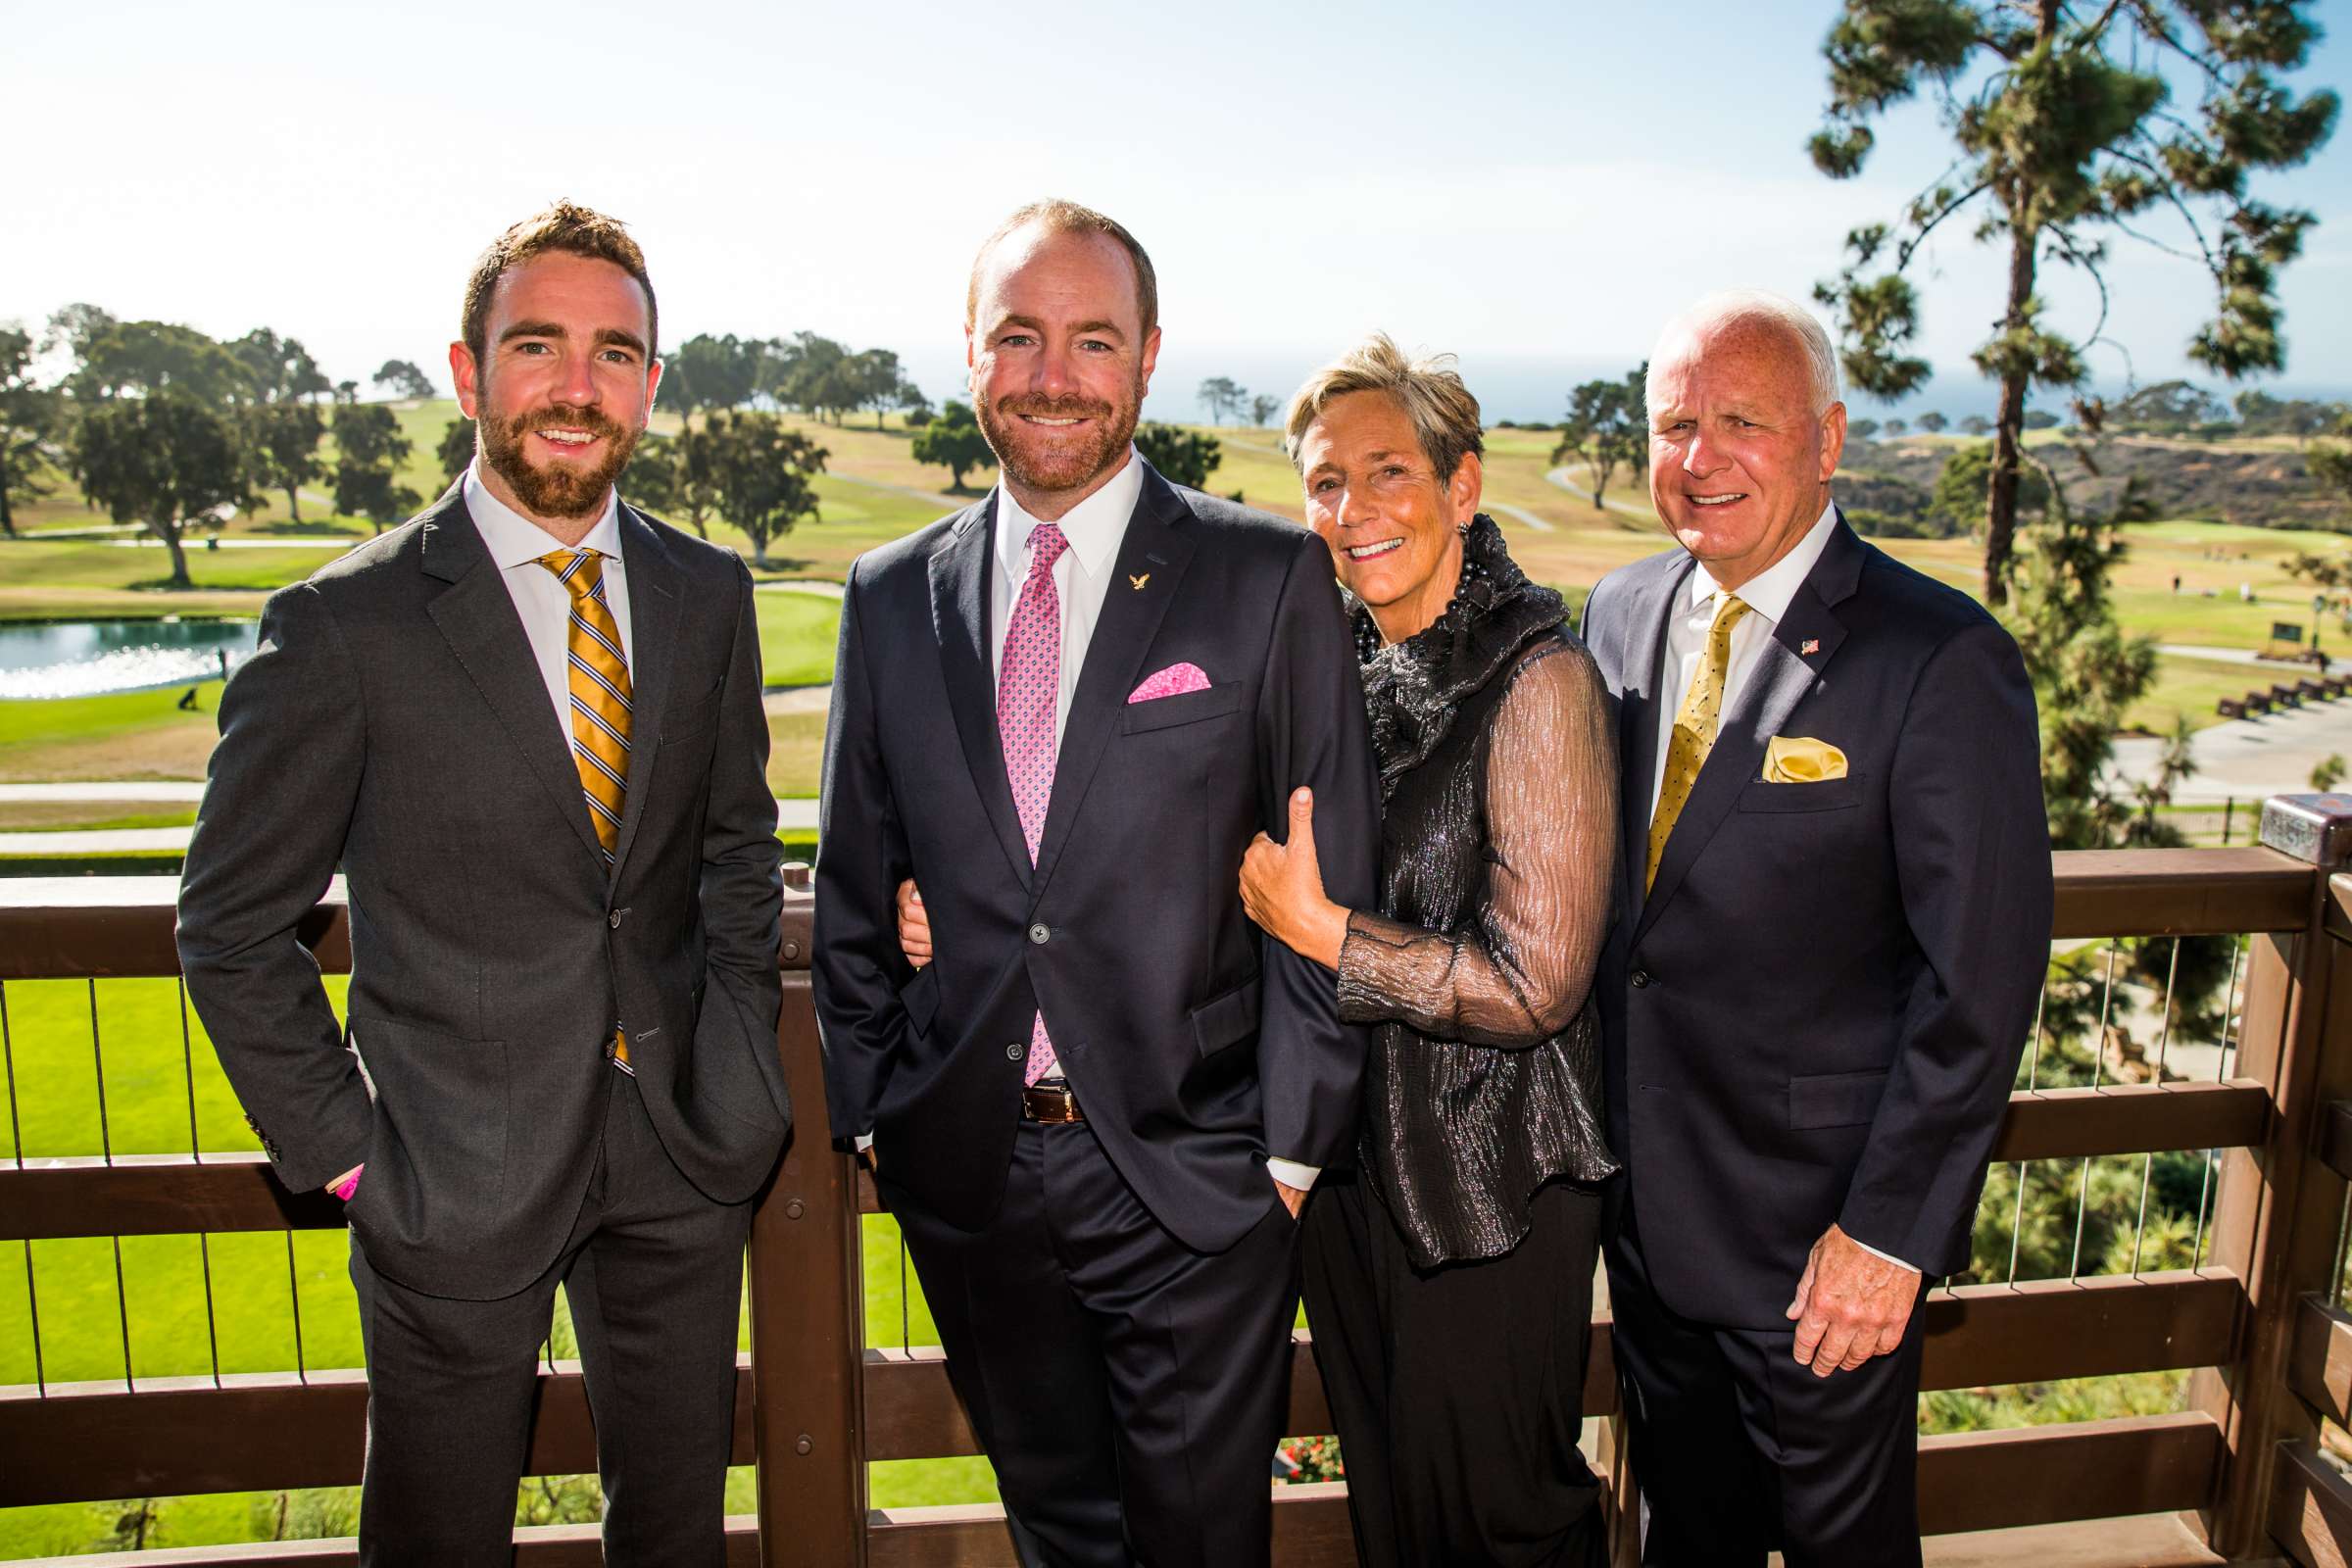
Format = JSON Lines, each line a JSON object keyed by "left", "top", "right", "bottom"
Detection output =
{"left": 177, "top": 483, "right": 788, "bottom": 1299}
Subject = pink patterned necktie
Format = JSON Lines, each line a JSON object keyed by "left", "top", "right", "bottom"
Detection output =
{"left": 999, "top": 521, "right": 1068, "bottom": 1086}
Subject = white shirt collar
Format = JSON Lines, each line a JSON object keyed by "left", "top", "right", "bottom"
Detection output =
{"left": 464, "top": 462, "right": 623, "bottom": 570}
{"left": 1687, "top": 499, "right": 1840, "bottom": 624}
{"left": 993, "top": 446, "right": 1144, "bottom": 579}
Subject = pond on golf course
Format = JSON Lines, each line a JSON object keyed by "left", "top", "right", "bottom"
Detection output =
{"left": 0, "top": 618, "right": 261, "bottom": 700}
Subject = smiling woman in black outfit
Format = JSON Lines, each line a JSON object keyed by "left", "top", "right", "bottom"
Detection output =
{"left": 1238, "top": 334, "right": 1618, "bottom": 1568}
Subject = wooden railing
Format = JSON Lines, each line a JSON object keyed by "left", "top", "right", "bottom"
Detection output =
{"left": 10, "top": 801, "right": 2352, "bottom": 1564}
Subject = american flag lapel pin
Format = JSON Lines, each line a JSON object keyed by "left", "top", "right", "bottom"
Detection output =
{"left": 1800, "top": 638, "right": 1821, "bottom": 657}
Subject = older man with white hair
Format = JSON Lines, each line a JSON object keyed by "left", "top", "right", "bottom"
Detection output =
{"left": 1579, "top": 291, "right": 2050, "bottom": 1564}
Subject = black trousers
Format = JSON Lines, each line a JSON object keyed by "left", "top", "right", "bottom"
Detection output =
{"left": 1604, "top": 1201, "right": 1926, "bottom": 1568}
{"left": 1301, "top": 1173, "right": 1607, "bottom": 1568}
{"left": 887, "top": 1120, "right": 1302, "bottom": 1568}
{"left": 348, "top": 1069, "right": 753, "bottom": 1567}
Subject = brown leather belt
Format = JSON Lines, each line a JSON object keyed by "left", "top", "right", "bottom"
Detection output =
{"left": 1021, "top": 1080, "right": 1085, "bottom": 1124}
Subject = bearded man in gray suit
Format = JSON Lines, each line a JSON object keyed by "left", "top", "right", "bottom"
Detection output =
{"left": 177, "top": 202, "right": 788, "bottom": 1566}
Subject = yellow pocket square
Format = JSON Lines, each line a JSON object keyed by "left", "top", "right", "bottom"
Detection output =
{"left": 1763, "top": 736, "right": 1847, "bottom": 783}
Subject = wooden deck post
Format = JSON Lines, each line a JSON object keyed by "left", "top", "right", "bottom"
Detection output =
{"left": 749, "top": 896, "right": 869, "bottom": 1566}
{"left": 2191, "top": 796, "right": 2352, "bottom": 1557}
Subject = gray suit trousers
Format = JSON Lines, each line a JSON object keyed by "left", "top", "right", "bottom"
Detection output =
{"left": 349, "top": 1069, "right": 751, "bottom": 1566}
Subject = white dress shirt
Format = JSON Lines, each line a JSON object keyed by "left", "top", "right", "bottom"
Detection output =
{"left": 1644, "top": 500, "right": 1916, "bottom": 1274}
{"left": 1646, "top": 500, "right": 1837, "bottom": 821}
{"left": 988, "top": 448, "right": 1145, "bottom": 743}
{"left": 463, "top": 463, "right": 632, "bottom": 729}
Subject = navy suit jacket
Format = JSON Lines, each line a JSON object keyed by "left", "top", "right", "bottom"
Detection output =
{"left": 1580, "top": 514, "right": 2050, "bottom": 1327}
{"left": 811, "top": 463, "right": 1379, "bottom": 1253}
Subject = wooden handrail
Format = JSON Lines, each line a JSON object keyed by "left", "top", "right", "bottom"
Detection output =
{"left": 0, "top": 1256, "right": 2249, "bottom": 1503}
{"left": 0, "top": 845, "right": 2313, "bottom": 980}
{"left": 7, "top": 1527, "right": 765, "bottom": 1567}
{"left": 0, "top": 1080, "right": 2281, "bottom": 1241}
{"left": 0, "top": 1361, "right": 757, "bottom": 1509}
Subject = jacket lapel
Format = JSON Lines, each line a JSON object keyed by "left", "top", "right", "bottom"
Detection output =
{"left": 1635, "top": 515, "right": 1864, "bottom": 945}
{"left": 928, "top": 496, "right": 1035, "bottom": 891}
{"left": 608, "top": 503, "right": 678, "bottom": 882}
{"left": 1031, "top": 466, "right": 1197, "bottom": 895}
{"left": 419, "top": 489, "right": 608, "bottom": 866}
{"left": 1610, "top": 554, "right": 1694, "bottom": 935}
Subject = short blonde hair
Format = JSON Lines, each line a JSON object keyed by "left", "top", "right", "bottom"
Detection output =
{"left": 1283, "top": 334, "right": 1483, "bottom": 483}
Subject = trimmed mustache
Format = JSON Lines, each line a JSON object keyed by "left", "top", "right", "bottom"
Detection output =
{"left": 505, "top": 407, "right": 629, "bottom": 443}
{"left": 998, "top": 394, "right": 1114, "bottom": 421}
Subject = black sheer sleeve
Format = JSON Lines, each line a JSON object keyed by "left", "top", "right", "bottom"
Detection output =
{"left": 1335, "top": 640, "right": 1618, "bottom": 1049}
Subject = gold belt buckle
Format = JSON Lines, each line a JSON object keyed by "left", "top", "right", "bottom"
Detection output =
{"left": 1022, "top": 1081, "right": 1084, "bottom": 1124}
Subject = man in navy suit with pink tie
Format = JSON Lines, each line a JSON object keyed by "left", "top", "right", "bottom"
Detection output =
{"left": 811, "top": 200, "right": 1380, "bottom": 1567}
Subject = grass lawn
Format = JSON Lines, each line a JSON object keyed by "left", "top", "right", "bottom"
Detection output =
{"left": 0, "top": 689, "right": 222, "bottom": 783}
{"left": 2132, "top": 655, "right": 2284, "bottom": 736}
{"left": 765, "top": 708, "right": 827, "bottom": 799}
{"left": 751, "top": 593, "right": 840, "bottom": 688}
{"left": 0, "top": 806, "right": 194, "bottom": 831}
{"left": 2109, "top": 586, "right": 2326, "bottom": 649}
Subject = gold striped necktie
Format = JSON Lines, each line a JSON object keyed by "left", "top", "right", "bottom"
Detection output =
{"left": 537, "top": 548, "right": 633, "bottom": 1067}
{"left": 1646, "top": 593, "right": 1751, "bottom": 892}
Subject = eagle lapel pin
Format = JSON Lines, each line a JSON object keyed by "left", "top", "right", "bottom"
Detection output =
{"left": 1129, "top": 572, "right": 1152, "bottom": 591}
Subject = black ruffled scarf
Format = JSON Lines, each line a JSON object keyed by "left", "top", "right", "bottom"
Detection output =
{"left": 1348, "top": 514, "right": 1569, "bottom": 801}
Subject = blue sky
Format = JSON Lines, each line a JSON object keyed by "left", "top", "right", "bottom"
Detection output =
{"left": 6, "top": 0, "right": 2346, "bottom": 421}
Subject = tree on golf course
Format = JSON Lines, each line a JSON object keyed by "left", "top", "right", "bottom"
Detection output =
{"left": 1809, "top": 0, "right": 2337, "bottom": 603}
{"left": 73, "top": 392, "right": 250, "bottom": 588}
{"left": 1137, "top": 422, "right": 1222, "bottom": 490}
{"left": 330, "top": 401, "right": 418, "bottom": 534}
{"left": 704, "top": 409, "right": 826, "bottom": 567}
{"left": 372, "top": 359, "right": 436, "bottom": 400}
{"left": 910, "top": 400, "right": 995, "bottom": 492}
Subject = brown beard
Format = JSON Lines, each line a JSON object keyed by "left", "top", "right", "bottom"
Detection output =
{"left": 976, "top": 380, "right": 1142, "bottom": 498}
{"left": 477, "top": 396, "right": 641, "bottom": 520}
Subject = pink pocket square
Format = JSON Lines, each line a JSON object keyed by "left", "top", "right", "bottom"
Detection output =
{"left": 1128, "top": 662, "right": 1211, "bottom": 703}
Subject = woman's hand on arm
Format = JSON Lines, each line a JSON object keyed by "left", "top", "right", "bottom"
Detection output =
{"left": 1240, "top": 788, "right": 1351, "bottom": 972}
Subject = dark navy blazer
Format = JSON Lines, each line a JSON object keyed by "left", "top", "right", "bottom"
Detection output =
{"left": 812, "top": 464, "right": 1379, "bottom": 1253}
{"left": 1581, "top": 514, "right": 2050, "bottom": 1327}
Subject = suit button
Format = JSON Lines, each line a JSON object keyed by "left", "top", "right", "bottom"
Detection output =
{"left": 1005, "top": 1042, "right": 1024, "bottom": 1061}
{"left": 1028, "top": 923, "right": 1051, "bottom": 946}
{"left": 1631, "top": 968, "right": 1653, "bottom": 989}
{"left": 609, "top": 909, "right": 623, "bottom": 929}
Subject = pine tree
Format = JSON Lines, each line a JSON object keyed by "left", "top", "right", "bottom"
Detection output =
{"left": 1809, "top": 0, "right": 2337, "bottom": 603}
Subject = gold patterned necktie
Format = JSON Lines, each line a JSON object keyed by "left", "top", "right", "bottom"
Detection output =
{"left": 1646, "top": 592, "right": 1751, "bottom": 891}
{"left": 537, "top": 549, "right": 634, "bottom": 860}
{"left": 538, "top": 548, "right": 633, "bottom": 1066}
